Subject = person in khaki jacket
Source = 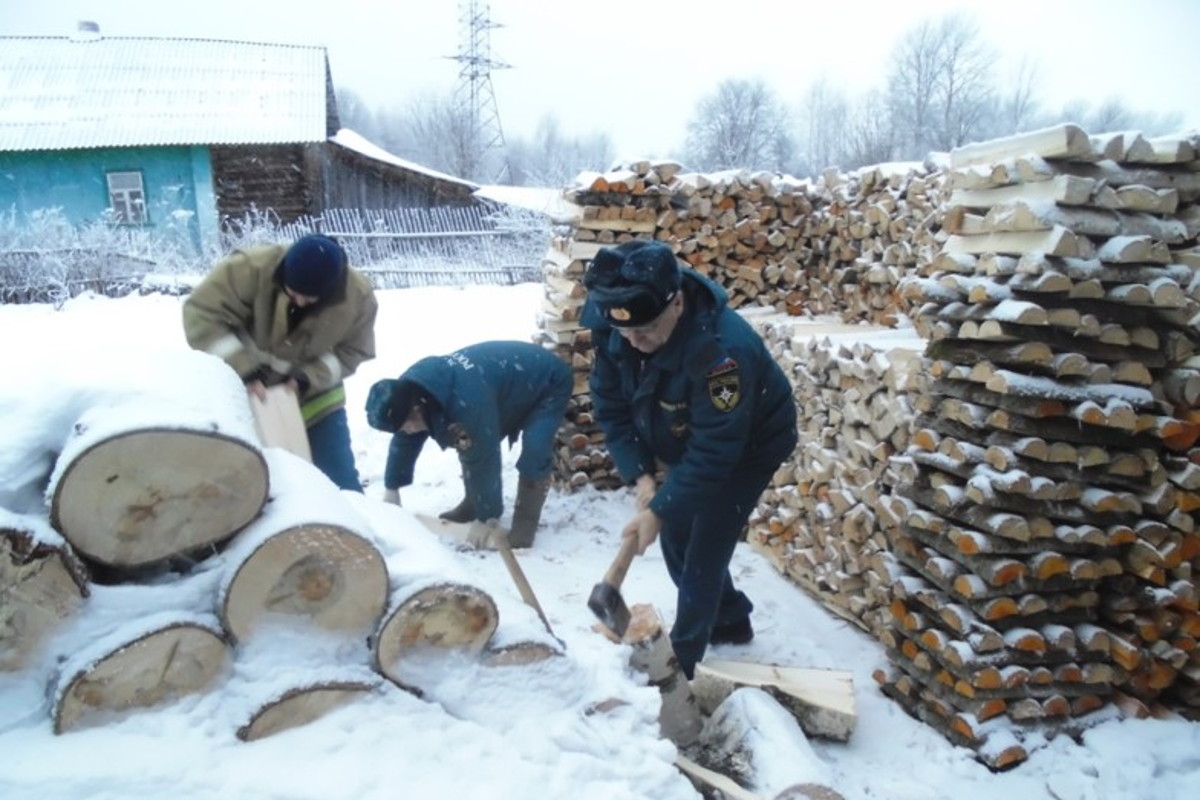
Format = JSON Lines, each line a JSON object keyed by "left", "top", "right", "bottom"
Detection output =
{"left": 182, "top": 233, "right": 378, "bottom": 491}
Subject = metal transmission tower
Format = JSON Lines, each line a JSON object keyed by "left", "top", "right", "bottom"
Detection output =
{"left": 448, "top": 0, "right": 511, "bottom": 182}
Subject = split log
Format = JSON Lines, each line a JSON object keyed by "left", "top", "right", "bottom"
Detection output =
{"left": 693, "top": 688, "right": 845, "bottom": 800}
{"left": 52, "top": 614, "right": 228, "bottom": 733}
{"left": 691, "top": 658, "right": 856, "bottom": 742}
{"left": 236, "top": 677, "right": 379, "bottom": 741}
{"left": 248, "top": 384, "right": 312, "bottom": 462}
{"left": 625, "top": 603, "right": 703, "bottom": 747}
{"left": 950, "top": 124, "right": 1095, "bottom": 169}
{"left": 1, "top": 512, "right": 89, "bottom": 670}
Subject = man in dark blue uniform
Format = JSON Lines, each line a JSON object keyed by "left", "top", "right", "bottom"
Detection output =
{"left": 365, "top": 340, "right": 572, "bottom": 548}
{"left": 582, "top": 240, "right": 798, "bottom": 679}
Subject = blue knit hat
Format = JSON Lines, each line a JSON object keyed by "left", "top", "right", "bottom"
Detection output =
{"left": 583, "top": 240, "right": 681, "bottom": 327}
{"left": 282, "top": 234, "right": 346, "bottom": 297}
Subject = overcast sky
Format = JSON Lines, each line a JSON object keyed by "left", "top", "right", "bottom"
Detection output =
{"left": 4, "top": 0, "right": 1199, "bottom": 159}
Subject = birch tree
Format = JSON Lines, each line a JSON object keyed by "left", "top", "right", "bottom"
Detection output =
{"left": 682, "top": 78, "right": 795, "bottom": 172}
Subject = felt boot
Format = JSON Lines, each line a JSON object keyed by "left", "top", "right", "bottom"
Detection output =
{"left": 508, "top": 477, "right": 550, "bottom": 548}
{"left": 438, "top": 495, "right": 475, "bottom": 523}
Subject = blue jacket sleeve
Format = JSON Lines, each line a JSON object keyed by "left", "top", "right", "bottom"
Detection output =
{"left": 589, "top": 335, "right": 655, "bottom": 483}
{"left": 384, "top": 431, "right": 428, "bottom": 490}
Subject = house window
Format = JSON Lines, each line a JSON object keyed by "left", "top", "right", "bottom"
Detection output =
{"left": 106, "top": 171, "right": 147, "bottom": 224}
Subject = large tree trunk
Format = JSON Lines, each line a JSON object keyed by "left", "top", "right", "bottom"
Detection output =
{"left": 49, "top": 426, "right": 268, "bottom": 569}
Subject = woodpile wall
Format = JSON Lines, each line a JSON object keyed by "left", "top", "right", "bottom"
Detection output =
{"left": 540, "top": 123, "right": 1200, "bottom": 769}
{"left": 539, "top": 158, "right": 947, "bottom": 490}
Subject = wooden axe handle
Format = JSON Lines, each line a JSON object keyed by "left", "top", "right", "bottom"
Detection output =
{"left": 603, "top": 535, "right": 640, "bottom": 589}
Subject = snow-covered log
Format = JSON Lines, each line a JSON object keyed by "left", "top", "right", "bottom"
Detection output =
{"left": 218, "top": 452, "right": 388, "bottom": 643}
{"left": 694, "top": 687, "right": 845, "bottom": 800}
{"left": 691, "top": 658, "right": 856, "bottom": 742}
{"left": 1, "top": 510, "right": 89, "bottom": 670}
{"left": 52, "top": 613, "right": 228, "bottom": 733}
{"left": 47, "top": 351, "right": 268, "bottom": 569}
{"left": 236, "top": 677, "right": 380, "bottom": 741}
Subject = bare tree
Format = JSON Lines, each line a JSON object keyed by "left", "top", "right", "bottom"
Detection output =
{"left": 799, "top": 77, "right": 851, "bottom": 176}
{"left": 386, "top": 92, "right": 489, "bottom": 181}
{"left": 682, "top": 78, "right": 795, "bottom": 172}
{"left": 886, "top": 13, "right": 996, "bottom": 158}
{"left": 842, "top": 91, "right": 896, "bottom": 171}
{"left": 505, "top": 115, "right": 614, "bottom": 187}
{"left": 996, "top": 55, "right": 1041, "bottom": 134}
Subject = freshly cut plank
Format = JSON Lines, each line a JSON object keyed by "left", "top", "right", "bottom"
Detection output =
{"left": 52, "top": 616, "right": 228, "bottom": 733}
{"left": 248, "top": 384, "right": 312, "bottom": 462}
{"left": 50, "top": 428, "right": 268, "bottom": 567}
{"left": 236, "top": 678, "right": 379, "bottom": 741}
{"left": 692, "top": 658, "right": 856, "bottom": 741}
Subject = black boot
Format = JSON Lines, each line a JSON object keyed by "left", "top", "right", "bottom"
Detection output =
{"left": 439, "top": 495, "right": 475, "bottom": 523}
{"left": 508, "top": 477, "right": 550, "bottom": 548}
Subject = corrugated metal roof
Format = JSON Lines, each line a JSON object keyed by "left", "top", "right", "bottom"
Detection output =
{"left": 0, "top": 35, "right": 332, "bottom": 151}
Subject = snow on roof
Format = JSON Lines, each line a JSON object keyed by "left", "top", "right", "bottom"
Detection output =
{"left": 0, "top": 35, "right": 331, "bottom": 151}
{"left": 328, "top": 128, "right": 479, "bottom": 190}
{"left": 473, "top": 184, "right": 580, "bottom": 223}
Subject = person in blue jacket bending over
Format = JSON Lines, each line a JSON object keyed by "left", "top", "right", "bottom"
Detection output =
{"left": 365, "top": 340, "right": 572, "bottom": 548}
{"left": 581, "top": 240, "right": 798, "bottom": 679}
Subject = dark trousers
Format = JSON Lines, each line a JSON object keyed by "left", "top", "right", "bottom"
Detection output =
{"left": 307, "top": 408, "right": 363, "bottom": 492}
{"left": 657, "top": 462, "right": 777, "bottom": 678}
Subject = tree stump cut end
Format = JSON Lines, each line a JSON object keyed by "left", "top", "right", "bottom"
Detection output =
{"left": 51, "top": 429, "right": 268, "bottom": 567}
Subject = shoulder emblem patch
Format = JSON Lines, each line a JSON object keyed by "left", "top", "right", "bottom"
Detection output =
{"left": 707, "top": 357, "right": 740, "bottom": 412}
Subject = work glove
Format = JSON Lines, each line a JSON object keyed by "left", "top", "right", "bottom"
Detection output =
{"left": 464, "top": 519, "right": 504, "bottom": 550}
{"left": 382, "top": 488, "right": 400, "bottom": 506}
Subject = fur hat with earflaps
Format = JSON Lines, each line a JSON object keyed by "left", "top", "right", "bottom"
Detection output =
{"left": 583, "top": 240, "right": 682, "bottom": 327}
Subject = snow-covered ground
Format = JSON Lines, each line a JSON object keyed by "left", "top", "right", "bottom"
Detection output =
{"left": 1, "top": 283, "right": 1198, "bottom": 800}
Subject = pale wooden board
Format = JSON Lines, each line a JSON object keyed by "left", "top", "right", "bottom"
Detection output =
{"left": 675, "top": 754, "right": 764, "bottom": 800}
{"left": 693, "top": 658, "right": 857, "bottom": 742}
{"left": 249, "top": 384, "right": 312, "bottom": 462}
{"left": 413, "top": 512, "right": 474, "bottom": 546}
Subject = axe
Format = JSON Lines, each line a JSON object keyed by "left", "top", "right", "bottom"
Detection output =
{"left": 587, "top": 535, "right": 640, "bottom": 638}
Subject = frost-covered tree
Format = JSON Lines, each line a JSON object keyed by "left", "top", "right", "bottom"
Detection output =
{"left": 505, "top": 115, "right": 614, "bottom": 187}
{"left": 682, "top": 78, "right": 795, "bottom": 172}
{"left": 886, "top": 13, "right": 996, "bottom": 158}
{"left": 798, "top": 77, "right": 851, "bottom": 176}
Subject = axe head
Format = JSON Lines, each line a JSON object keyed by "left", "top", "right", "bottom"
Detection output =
{"left": 587, "top": 580, "right": 631, "bottom": 639}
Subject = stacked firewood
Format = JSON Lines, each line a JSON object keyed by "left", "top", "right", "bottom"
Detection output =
{"left": 871, "top": 124, "right": 1200, "bottom": 767}
{"left": 540, "top": 159, "right": 950, "bottom": 489}
{"left": 746, "top": 319, "right": 927, "bottom": 638}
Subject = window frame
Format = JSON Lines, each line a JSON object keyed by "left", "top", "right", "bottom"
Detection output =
{"left": 105, "top": 170, "right": 149, "bottom": 225}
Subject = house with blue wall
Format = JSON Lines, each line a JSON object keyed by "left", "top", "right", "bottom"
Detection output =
{"left": 0, "top": 23, "right": 483, "bottom": 260}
